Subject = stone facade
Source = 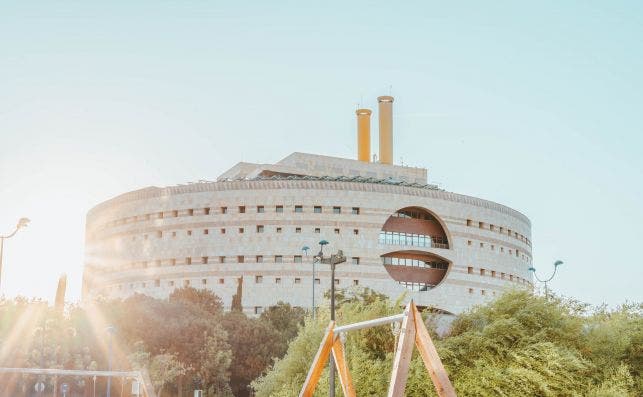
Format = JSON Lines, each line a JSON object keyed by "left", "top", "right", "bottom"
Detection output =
{"left": 83, "top": 153, "right": 533, "bottom": 316}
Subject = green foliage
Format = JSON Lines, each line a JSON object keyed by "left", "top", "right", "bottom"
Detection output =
{"left": 253, "top": 289, "right": 642, "bottom": 397}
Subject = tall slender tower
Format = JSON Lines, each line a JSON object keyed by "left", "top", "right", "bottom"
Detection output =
{"left": 356, "top": 109, "right": 372, "bottom": 162}
{"left": 378, "top": 96, "right": 394, "bottom": 164}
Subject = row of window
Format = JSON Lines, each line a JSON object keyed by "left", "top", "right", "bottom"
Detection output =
{"left": 382, "top": 257, "right": 449, "bottom": 270}
{"left": 398, "top": 281, "right": 434, "bottom": 291}
{"left": 465, "top": 219, "right": 531, "bottom": 246}
{"left": 93, "top": 255, "right": 362, "bottom": 273}
{"left": 379, "top": 231, "right": 449, "bottom": 249}
{"left": 466, "top": 266, "right": 532, "bottom": 286}
{"left": 101, "top": 205, "right": 362, "bottom": 229}
{"left": 468, "top": 288, "right": 498, "bottom": 296}
{"left": 466, "top": 239, "right": 532, "bottom": 262}
{"left": 131, "top": 226, "right": 361, "bottom": 241}
{"left": 110, "top": 276, "right": 360, "bottom": 293}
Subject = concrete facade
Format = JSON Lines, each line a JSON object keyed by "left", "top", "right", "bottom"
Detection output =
{"left": 83, "top": 153, "right": 533, "bottom": 316}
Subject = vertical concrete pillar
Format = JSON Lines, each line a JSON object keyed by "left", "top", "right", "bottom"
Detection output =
{"left": 356, "top": 109, "right": 372, "bottom": 162}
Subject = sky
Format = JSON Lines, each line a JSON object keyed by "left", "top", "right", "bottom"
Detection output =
{"left": 1, "top": 1, "right": 641, "bottom": 306}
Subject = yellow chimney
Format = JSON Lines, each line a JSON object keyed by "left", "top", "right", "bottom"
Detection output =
{"left": 377, "top": 95, "right": 394, "bottom": 164}
{"left": 356, "top": 108, "right": 372, "bottom": 162}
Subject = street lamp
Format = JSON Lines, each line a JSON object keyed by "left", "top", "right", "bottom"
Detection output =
{"left": 528, "top": 260, "right": 563, "bottom": 298}
{"left": 106, "top": 325, "right": 116, "bottom": 397}
{"left": 311, "top": 239, "right": 345, "bottom": 397}
{"left": 0, "top": 217, "right": 30, "bottom": 292}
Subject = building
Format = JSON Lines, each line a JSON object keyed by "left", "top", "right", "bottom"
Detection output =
{"left": 82, "top": 96, "right": 533, "bottom": 316}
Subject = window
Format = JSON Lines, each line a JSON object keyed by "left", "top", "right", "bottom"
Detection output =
{"left": 255, "top": 275, "right": 263, "bottom": 283}
{"left": 173, "top": 210, "right": 178, "bottom": 217}
{"left": 275, "top": 277, "right": 281, "bottom": 284}
{"left": 501, "top": 272, "right": 505, "bottom": 279}
{"left": 480, "top": 268, "right": 486, "bottom": 276}
{"left": 334, "top": 279, "right": 340, "bottom": 285}
{"left": 257, "top": 225, "right": 264, "bottom": 233}
{"left": 333, "top": 206, "right": 341, "bottom": 214}
{"left": 479, "top": 221, "right": 484, "bottom": 229}
{"left": 479, "top": 242, "right": 484, "bottom": 248}
{"left": 509, "top": 249, "right": 513, "bottom": 255}
{"left": 239, "top": 206, "right": 246, "bottom": 213}
{"left": 294, "top": 255, "right": 303, "bottom": 263}
{"left": 468, "top": 266, "right": 473, "bottom": 274}
{"left": 157, "top": 231, "right": 162, "bottom": 238}
{"left": 186, "top": 257, "right": 192, "bottom": 265}
{"left": 187, "top": 230, "right": 192, "bottom": 236}
{"left": 184, "top": 280, "right": 190, "bottom": 287}
{"left": 221, "top": 206, "right": 228, "bottom": 214}
{"left": 500, "top": 247, "right": 504, "bottom": 253}
{"left": 172, "top": 231, "right": 177, "bottom": 237}
{"left": 490, "top": 224, "right": 495, "bottom": 231}
{"left": 275, "top": 255, "right": 283, "bottom": 263}
{"left": 353, "top": 280, "right": 359, "bottom": 286}
{"left": 499, "top": 227, "right": 504, "bottom": 233}
{"left": 353, "top": 229, "right": 359, "bottom": 235}
{"left": 295, "top": 227, "right": 301, "bottom": 233}
{"left": 491, "top": 271, "right": 496, "bottom": 278}
{"left": 315, "top": 278, "right": 320, "bottom": 284}
{"left": 188, "top": 209, "right": 194, "bottom": 216}
{"left": 204, "top": 207, "right": 210, "bottom": 215}
{"left": 276, "top": 227, "right": 282, "bottom": 233}
{"left": 168, "top": 281, "right": 174, "bottom": 286}
{"left": 202, "top": 278, "right": 207, "bottom": 285}
{"left": 171, "top": 258, "right": 177, "bottom": 266}
{"left": 352, "top": 207, "right": 360, "bottom": 215}
{"left": 314, "top": 228, "right": 321, "bottom": 234}
{"left": 481, "top": 289, "right": 486, "bottom": 295}
{"left": 238, "top": 256, "right": 245, "bottom": 263}
{"left": 276, "top": 205, "right": 283, "bottom": 213}
{"left": 257, "top": 205, "right": 264, "bottom": 213}
{"left": 334, "top": 228, "right": 340, "bottom": 234}
{"left": 158, "top": 212, "right": 164, "bottom": 219}
{"left": 468, "top": 288, "right": 474, "bottom": 294}
{"left": 314, "top": 206, "right": 322, "bottom": 213}
{"left": 294, "top": 205, "right": 303, "bottom": 213}
{"left": 218, "top": 278, "right": 224, "bottom": 284}
{"left": 491, "top": 244, "right": 494, "bottom": 250}
{"left": 239, "top": 227, "right": 244, "bottom": 234}
{"left": 508, "top": 229, "right": 512, "bottom": 236}
{"left": 467, "top": 219, "right": 473, "bottom": 226}
{"left": 254, "top": 306, "right": 263, "bottom": 315}
{"left": 294, "top": 278, "right": 301, "bottom": 284}
{"left": 256, "top": 255, "right": 263, "bottom": 263}
{"left": 221, "top": 228, "right": 226, "bottom": 234}
{"left": 203, "top": 229, "right": 209, "bottom": 235}
{"left": 202, "top": 256, "right": 208, "bottom": 264}
{"left": 352, "top": 257, "right": 360, "bottom": 265}
{"left": 155, "top": 279, "right": 160, "bottom": 287}
{"left": 467, "top": 240, "right": 472, "bottom": 246}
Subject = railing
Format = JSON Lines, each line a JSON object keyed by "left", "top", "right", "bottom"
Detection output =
{"left": 379, "top": 231, "right": 449, "bottom": 249}
{"left": 397, "top": 281, "right": 434, "bottom": 291}
{"left": 382, "top": 257, "right": 448, "bottom": 270}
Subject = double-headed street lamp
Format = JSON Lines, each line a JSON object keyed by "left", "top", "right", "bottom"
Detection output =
{"left": 528, "top": 260, "right": 563, "bottom": 298}
{"left": 302, "top": 240, "right": 345, "bottom": 397}
{"left": 0, "top": 217, "right": 30, "bottom": 292}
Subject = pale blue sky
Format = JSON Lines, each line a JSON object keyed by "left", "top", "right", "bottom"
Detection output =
{"left": 1, "top": 1, "right": 641, "bottom": 305}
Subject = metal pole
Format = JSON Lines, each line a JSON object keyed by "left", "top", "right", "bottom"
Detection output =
{"left": 107, "top": 332, "right": 113, "bottom": 397}
{"left": 329, "top": 260, "right": 337, "bottom": 395}
{"left": 312, "top": 258, "right": 316, "bottom": 320}
{"left": 0, "top": 237, "right": 4, "bottom": 292}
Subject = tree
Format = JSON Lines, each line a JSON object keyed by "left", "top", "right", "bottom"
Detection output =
{"left": 222, "top": 312, "right": 282, "bottom": 397}
{"left": 259, "top": 302, "right": 305, "bottom": 356}
{"left": 169, "top": 287, "right": 224, "bottom": 316}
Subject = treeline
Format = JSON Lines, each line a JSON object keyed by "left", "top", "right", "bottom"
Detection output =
{"left": 253, "top": 289, "right": 642, "bottom": 397}
{"left": 0, "top": 288, "right": 304, "bottom": 396}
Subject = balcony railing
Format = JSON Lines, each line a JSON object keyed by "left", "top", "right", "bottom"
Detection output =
{"left": 379, "top": 231, "right": 449, "bottom": 249}
{"left": 382, "top": 257, "right": 449, "bottom": 270}
{"left": 398, "top": 281, "right": 434, "bottom": 291}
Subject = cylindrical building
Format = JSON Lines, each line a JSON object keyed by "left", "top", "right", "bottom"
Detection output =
{"left": 83, "top": 153, "right": 533, "bottom": 317}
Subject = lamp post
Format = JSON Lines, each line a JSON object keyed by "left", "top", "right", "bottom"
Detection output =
{"left": 106, "top": 325, "right": 116, "bottom": 397}
{"left": 301, "top": 245, "right": 316, "bottom": 320}
{"left": 528, "top": 260, "right": 563, "bottom": 298}
{"left": 0, "top": 217, "right": 30, "bottom": 292}
{"left": 311, "top": 240, "right": 345, "bottom": 397}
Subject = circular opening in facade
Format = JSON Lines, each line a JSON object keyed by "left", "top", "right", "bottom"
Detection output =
{"left": 379, "top": 206, "right": 450, "bottom": 249}
{"left": 381, "top": 250, "right": 450, "bottom": 291}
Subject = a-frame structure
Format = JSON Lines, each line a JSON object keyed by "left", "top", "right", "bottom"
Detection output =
{"left": 299, "top": 301, "right": 456, "bottom": 397}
